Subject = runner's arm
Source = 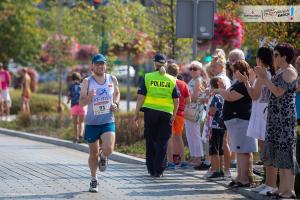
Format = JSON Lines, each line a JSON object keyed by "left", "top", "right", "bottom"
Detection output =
{"left": 111, "top": 75, "right": 120, "bottom": 106}
{"left": 79, "top": 79, "right": 93, "bottom": 106}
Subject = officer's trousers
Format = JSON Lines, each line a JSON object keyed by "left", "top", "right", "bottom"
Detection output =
{"left": 144, "top": 108, "right": 172, "bottom": 175}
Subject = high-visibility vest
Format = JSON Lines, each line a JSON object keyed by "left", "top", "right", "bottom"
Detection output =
{"left": 143, "top": 71, "right": 176, "bottom": 114}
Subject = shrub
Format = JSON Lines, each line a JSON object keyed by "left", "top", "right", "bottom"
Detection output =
{"left": 37, "top": 81, "right": 68, "bottom": 95}
{"left": 114, "top": 112, "right": 144, "bottom": 146}
{"left": 16, "top": 113, "right": 32, "bottom": 128}
{"left": 10, "top": 89, "right": 69, "bottom": 115}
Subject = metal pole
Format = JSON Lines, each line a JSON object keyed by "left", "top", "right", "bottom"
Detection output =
{"left": 126, "top": 53, "right": 131, "bottom": 112}
{"left": 192, "top": 0, "right": 198, "bottom": 60}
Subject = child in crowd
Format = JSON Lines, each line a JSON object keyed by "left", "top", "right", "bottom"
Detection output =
{"left": 68, "top": 72, "right": 85, "bottom": 143}
{"left": 206, "top": 77, "right": 225, "bottom": 179}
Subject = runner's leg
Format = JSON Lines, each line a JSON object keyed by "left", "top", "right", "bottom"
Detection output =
{"left": 88, "top": 140, "right": 100, "bottom": 178}
{"left": 101, "top": 132, "right": 115, "bottom": 157}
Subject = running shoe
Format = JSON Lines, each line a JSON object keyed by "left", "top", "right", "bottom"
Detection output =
{"left": 89, "top": 179, "right": 98, "bottom": 193}
{"left": 98, "top": 148, "right": 108, "bottom": 172}
{"left": 166, "top": 162, "right": 176, "bottom": 170}
{"left": 179, "top": 161, "right": 189, "bottom": 169}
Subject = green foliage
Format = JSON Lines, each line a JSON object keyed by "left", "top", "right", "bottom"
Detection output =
{"left": 115, "top": 140, "right": 145, "bottom": 158}
{"left": 0, "top": 0, "right": 48, "bottom": 65}
{"left": 119, "top": 85, "right": 137, "bottom": 100}
{"left": 147, "top": 0, "right": 192, "bottom": 60}
{"left": 37, "top": 81, "right": 68, "bottom": 95}
{"left": 40, "top": 1, "right": 100, "bottom": 49}
{"left": 10, "top": 89, "right": 68, "bottom": 114}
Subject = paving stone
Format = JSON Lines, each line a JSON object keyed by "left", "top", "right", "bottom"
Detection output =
{"left": 0, "top": 134, "right": 253, "bottom": 200}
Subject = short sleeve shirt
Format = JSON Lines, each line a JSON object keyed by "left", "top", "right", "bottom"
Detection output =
{"left": 68, "top": 82, "right": 81, "bottom": 107}
{"left": 176, "top": 79, "right": 190, "bottom": 116}
{"left": 210, "top": 94, "right": 224, "bottom": 129}
{"left": 223, "top": 81, "right": 252, "bottom": 121}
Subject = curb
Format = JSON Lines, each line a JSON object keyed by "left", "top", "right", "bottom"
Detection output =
{"left": 0, "top": 127, "right": 145, "bottom": 165}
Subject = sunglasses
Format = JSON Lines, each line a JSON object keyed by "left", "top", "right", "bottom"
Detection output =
{"left": 274, "top": 53, "right": 280, "bottom": 58}
{"left": 189, "top": 67, "right": 199, "bottom": 71}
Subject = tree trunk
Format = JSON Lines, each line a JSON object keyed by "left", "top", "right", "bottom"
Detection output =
{"left": 170, "top": 0, "right": 176, "bottom": 59}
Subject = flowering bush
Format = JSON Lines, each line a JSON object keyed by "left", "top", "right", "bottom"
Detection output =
{"left": 76, "top": 44, "right": 99, "bottom": 62}
{"left": 40, "top": 34, "right": 80, "bottom": 65}
{"left": 213, "top": 13, "right": 244, "bottom": 49}
{"left": 110, "top": 29, "right": 154, "bottom": 65}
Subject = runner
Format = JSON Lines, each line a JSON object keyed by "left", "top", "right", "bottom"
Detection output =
{"left": 79, "top": 53, "right": 120, "bottom": 193}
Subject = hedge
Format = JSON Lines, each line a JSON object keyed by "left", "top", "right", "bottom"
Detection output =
{"left": 9, "top": 89, "right": 69, "bottom": 114}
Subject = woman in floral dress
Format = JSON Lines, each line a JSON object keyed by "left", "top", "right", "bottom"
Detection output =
{"left": 255, "top": 43, "right": 299, "bottom": 198}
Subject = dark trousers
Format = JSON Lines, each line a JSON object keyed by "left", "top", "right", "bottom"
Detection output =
{"left": 209, "top": 128, "right": 225, "bottom": 156}
{"left": 144, "top": 109, "right": 172, "bottom": 175}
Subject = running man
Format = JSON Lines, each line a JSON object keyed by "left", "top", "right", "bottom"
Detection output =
{"left": 79, "top": 54, "right": 120, "bottom": 193}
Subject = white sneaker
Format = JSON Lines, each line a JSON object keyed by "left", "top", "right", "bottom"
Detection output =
{"left": 203, "top": 170, "right": 213, "bottom": 178}
{"left": 258, "top": 186, "right": 277, "bottom": 195}
{"left": 224, "top": 170, "right": 231, "bottom": 178}
{"left": 89, "top": 179, "right": 98, "bottom": 193}
{"left": 251, "top": 184, "right": 266, "bottom": 193}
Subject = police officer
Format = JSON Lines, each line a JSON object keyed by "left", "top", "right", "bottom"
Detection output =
{"left": 133, "top": 53, "right": 179, "bottom": 177}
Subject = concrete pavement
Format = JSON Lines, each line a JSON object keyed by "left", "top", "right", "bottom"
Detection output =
{"left": 0, "top": 133, "right": 253, "bottom": 200}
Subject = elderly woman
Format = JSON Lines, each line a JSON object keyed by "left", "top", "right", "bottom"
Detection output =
{"left": 185, "top": 61, "right": 207, "bottom": 166}
{"left": 215, "top": 60, "right": 257, "bottom": 187}
{"left": 256, "top": 43, "right": 299, "bottom": 198}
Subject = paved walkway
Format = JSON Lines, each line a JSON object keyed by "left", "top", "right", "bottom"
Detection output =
{"left": 0, "top": 134, "right": 252, "bottom": 200}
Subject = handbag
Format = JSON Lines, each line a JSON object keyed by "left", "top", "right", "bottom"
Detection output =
{"left": 184, "top": 105, "right": 198, "bottom": 121}
{"left": 184, "top": 103, "right": 206, "bottom": 123}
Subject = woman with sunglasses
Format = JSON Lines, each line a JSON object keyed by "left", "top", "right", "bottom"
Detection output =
{"left": 184, "top": 61, "right": 207, "bottom": 166}
{"left": 237, "top": 46, "right": 277, "bottom": 195}
{"left": 255, "top": 43, "right": 299, "bottom": 199}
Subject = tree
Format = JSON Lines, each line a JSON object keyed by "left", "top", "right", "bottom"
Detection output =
{"left": 0, "top": 0, "right": 48, "bottom": 65}
{"left": 146, "top": 0, "right": 192, "bottom": 61}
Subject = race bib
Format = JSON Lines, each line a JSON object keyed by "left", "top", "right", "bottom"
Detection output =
{"left": 93, "top": 99, "right": 112, "bottom": 115}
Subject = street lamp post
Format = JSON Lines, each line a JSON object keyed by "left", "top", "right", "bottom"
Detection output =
{"left": 192, "top": 0, "right": 198, "bottom": 60}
